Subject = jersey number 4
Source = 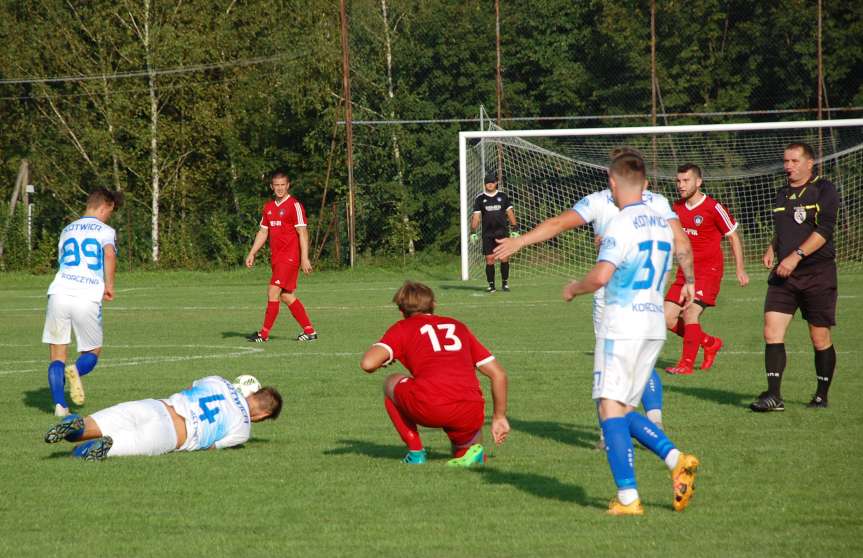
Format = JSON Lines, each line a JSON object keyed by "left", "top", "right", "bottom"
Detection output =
{"left": 633, "top": 240, "right": 672, "bottom": 291}
{"left": 198, "top": 394, "right": 226, "bottom": 423}
{"left": 420, "top": 324, "right": 463, "bottom": 352}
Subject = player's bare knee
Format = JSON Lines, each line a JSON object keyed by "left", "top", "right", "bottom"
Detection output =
{"left": 280, "top": 291, "right": 296, "bottom": 304}
{"left": 82, "top": 417, "right": 103, "bottom": 440}
{"left": 809, "top": 326, "right": 832, "bottom": 350}
{"left": 682, "top": 303, "right": 703, "bottom": 323}
{"left": 484, "top": 255, "right": 495, "bottom": 265}
{"left": 383, "top": 374, "right": 407, "bottom": 399}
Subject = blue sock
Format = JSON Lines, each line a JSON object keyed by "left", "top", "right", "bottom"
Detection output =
{"left": 641, "top": 369, "right": 663, "bottom": 412}
{"left": 76, "top": 352, "right": 99, "bottom": 377}
{"left": 48, "top": 360, "right": 66, "bottom": 407}
{"left": 626, "top": 411, "right": 675, "bottom": 460}
{"left": 600, "top": 417, "right": 637, "bottom": 490}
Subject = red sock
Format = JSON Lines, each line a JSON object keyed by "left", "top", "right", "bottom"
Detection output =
{"left": 384, "top": 397, "right": 423, "bottom": 451}
{"left": 287, "top": 299, "right": 314, "bottom": 334}
{"left": 681, "top": 324, "right": 703, "bottom": 366}
{"left": 261, "top": 301, "right": 280, "bottom": 336}
{"left": 669, "top": 318, "right": 685, "bottom": 337}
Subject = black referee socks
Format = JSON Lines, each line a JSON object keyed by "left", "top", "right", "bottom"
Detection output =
{"left": 814, "top": 345, "right": 836, "bottom": 399}
{"left": 485, "top": 264, "right": 495, "bottom": 285}
{"left": 765, "top": 343, "right": 786, "bottom": 397}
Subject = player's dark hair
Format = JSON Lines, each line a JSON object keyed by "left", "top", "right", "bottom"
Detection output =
{"left": 785, "top": 142, "right": 816, "bottom": 160}
{"left": 393, "top": 281, "right": 435, "bottom": 317}
{"left": 254, "top": 386, "right": 283, "bottom": 421}
{"left": 677, "top": 163, "right": 702, "bottom": 178}
{"left": 86, "top": 187, "right": 124, "bottom": 210}
{"left": 608, "top": 149, "right": 646, "bottom": 185}
{"left": 270, "top": 168, "right": 290, "bottom": 182}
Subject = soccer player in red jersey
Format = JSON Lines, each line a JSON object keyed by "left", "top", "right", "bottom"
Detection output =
{"left": 360, "top": 281, "right": 510, "bottom": 466}
{"left": 664, "top": 164, "right": 749, "bottom": 375}
{"left": 245, "top": 169, "right": 317, "bottom": 342}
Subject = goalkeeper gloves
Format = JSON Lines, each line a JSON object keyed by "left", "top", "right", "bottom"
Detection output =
{"left": 509, "top": 231, "right": 520, "bottom": 238}
{"left": 470, "top": 233, "right": 479, "bottom": 244}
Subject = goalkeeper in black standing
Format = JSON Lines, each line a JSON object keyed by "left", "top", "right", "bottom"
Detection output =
{"left": 471, "top": 171, "right": 518, "bottom": 292}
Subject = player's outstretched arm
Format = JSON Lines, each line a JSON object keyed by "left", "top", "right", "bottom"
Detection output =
{"left": 360, "top": 345, "right": 391, "bottom": 373}
{"left": 493, "top": 209, "right": 587, "bottom": 260}
{"left": 245, "top": 228, "right": 268, "bottom": 268}
{"left": 727, "top": 231, "right": 749, "bottom": 286}
{"left": 668, "top": 219, "right": 695, "bottom": 307}
{"left": 562, "top": 261, "right": 614, "bottom": 301}
{"left": 103, "top": 244, "right": 117, "bottom": 301}
{"left": 477, "top": 359, "right": 509, "bottom": 445}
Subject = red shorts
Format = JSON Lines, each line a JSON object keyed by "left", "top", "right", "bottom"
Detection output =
{"left": 270, "top": 262, "right": 299, "bottom": 291}
{"left": 665, "top": 269, "right": 722, "bottom": 307}
{"left": 393, "top": 377, "right": 484, "bottom": 446}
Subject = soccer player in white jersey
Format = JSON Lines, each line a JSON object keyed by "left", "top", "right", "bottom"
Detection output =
{"left": 43, "top": 376, "right": 283, "bottom": 461}
{"left": 494, "top": 149, "right": 695, "bottom": 437}
{"left": 42, "top": 188, "right": 122, "bottom": 417}
{"left": 562, "top": 151, "right": 699, "bottom": 516}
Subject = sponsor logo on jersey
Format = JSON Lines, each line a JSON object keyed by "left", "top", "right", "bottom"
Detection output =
{"left": 694, "top": 215, "right": 703, "bottom": 226}
{"left": 485, "top": 204, "right": 503, "bottom": 211}
{"left": 793, "top": 206, "right": 806, "bottom": 224}
{"left": 270, "top": 220, "right": 282, "bottom": 226}
{"left": 683, "top": 227, "right": 699, "bottom": 236}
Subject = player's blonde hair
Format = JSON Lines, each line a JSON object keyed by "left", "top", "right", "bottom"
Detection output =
{"left": 393, "top": 281, "right": 435, "bottom": 317}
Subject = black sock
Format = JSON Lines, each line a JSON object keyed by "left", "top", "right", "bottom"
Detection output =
{"left": 501, "top": 262, "right": 510, "bottom": 284}
{"left": 485, "top": 264, "right": 495, "bottom": 286}
{"left": 814, "top": 345, "right": 836, "bottom": 399}
{"left": 765, "top": 343, "right": 786, "bottom": 398}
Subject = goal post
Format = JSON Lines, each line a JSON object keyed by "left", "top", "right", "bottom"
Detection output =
{"left": 458, "top": 118, "right": 863, "bottom": 281}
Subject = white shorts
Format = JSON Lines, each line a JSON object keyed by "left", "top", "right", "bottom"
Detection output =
{"left": 90, "top": 399, "right": 178, "bottom": 457}
{"left": 592, "top": 338, "right": 664, "bottom": 407}
{"left": 592, "top": 287, "right": 606, "bottom": 337}
{"left": 42, "top": 294, "right": 103, "bottom": 351}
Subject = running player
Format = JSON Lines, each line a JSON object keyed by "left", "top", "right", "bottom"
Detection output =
{"left": 44, "top": 375, "right": 282, "bottom": 460}
{"left": 360, "top": 281, "right": 510, "bottom": 467}
{"left": 245, "top": 169, "right": 317, "bottom": 342}
{"left": 562, "top": 150, "right": 699, "bottom": 516}
{"left": 664, "top": 164, "right": 748, "bottom": 375}
{"left": 42, "top": 188, "right": 122, "bottom": 417}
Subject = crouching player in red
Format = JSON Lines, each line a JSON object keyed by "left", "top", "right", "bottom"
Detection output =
{"left": 360, "top": 281, "right": 510, "bottom": 467}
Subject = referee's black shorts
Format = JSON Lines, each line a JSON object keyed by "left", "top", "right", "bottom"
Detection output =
{"left": 482, "top": 233, "right": 505, "bottom": 256}
{"left": 764, "top": 262, "right": 837, "bottom": 327}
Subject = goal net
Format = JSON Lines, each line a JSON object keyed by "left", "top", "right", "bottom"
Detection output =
{"left": 458, "top": 119, "right": 863, "bottom": 280}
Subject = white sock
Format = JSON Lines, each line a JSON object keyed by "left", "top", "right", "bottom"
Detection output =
{"left": 646, "top": 409, "right": 662, "bottom": 426}
{"left": 665, "top": 448, "right": 681, "bottom": 470}
{"left": 618, "top": 488, "right": 639, "bottom": 505}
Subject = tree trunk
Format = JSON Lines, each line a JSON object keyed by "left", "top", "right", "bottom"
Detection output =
{"left": 144, "top": 0, "right": 160, "bottom": 263}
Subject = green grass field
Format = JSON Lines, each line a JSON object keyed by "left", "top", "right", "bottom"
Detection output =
{"left": 1, "top": 265, "right": 861, "bottom": 557}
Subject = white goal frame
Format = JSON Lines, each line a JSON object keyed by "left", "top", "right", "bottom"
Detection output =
{"left": 458, "top": 118, "right": 863, "bottom": 280}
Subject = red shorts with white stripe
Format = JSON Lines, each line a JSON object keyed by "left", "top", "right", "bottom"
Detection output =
{"left": 665, "top": 268, "right": 722, "bottom": 307}
{"left": 393, "top": 377, "right": 484, "bottom": 446}
{"left": 270, "top": 262, "right": 299, "bottom": 291}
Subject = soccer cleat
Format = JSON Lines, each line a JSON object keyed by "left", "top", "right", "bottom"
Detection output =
{"left": 665, "top": 362, "right": 694, "bottom": 376}
{"left": 807, "top": 395, "right": 828, "bottom": 409}
{"left": 54, "top": 404, "right": 69, "bottom": 418}
{"left": 607, "top": 497, "right": 644, "bottom": 516}
{"left": 486, "top": 285, "right": 496, "bottom": 293}
{"left": 45, "top": 414, "right": 85, "bottom": 444}
{"left": 700, "top": 337, "right": 724, "bottom": 370}
{"left": 72, "top": 436, "right": 113, "bottom": 461}
{"left": 671, "top": 453, "right": 700, "bottom": 512}
{"left": 402, "top": 449, "right": 427, "bottom": 465}
{"left": 447, "top": 444, "right": 485, "bottom": 468}
{"left": 750, "top": 391, "right": 785, "bottom": 412}
{"left": 246, "top": 331, "right": 268, "bottom": 343}
{"left": 64, "top": 364, "right": 85, "bottom": 405}
{"left": 594, "top": 437, "right": 606, "bottom": 451}
{"left": 501, "top": 283, "right": 510, "bottom": 292}
{"left": 296, "top": 332, "right": 318, "bottom": 342}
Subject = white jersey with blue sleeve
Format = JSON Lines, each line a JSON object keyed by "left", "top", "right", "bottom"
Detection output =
{"left": 46, "top": 217, "right": 117, "bottom": 302}
{"left": 596, "top": 202, "right": 674, "bottom": 340}
{"left": 164, "top": 376, "right": 251, "bottom": 451}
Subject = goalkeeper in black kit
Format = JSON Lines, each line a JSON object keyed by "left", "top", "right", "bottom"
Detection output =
{"left": 471, "top": 171, "right": 519, "bottom": 292}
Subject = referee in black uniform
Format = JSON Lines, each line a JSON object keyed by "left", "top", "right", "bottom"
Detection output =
{"left": 471, "top": 171, "right": 518, "bottom": 292}
{"left": 751, "top": 142, "right": 840, "bottom": 412}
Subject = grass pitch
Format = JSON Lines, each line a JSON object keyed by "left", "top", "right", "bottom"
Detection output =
{"left": 1, "top": 265, "right": 861, "bottom": 557}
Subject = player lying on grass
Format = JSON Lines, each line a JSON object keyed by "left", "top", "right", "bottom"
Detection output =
{"left": 562, "top": 150, "right": 699, "bottom": 516}
{"left": 44, "top": 375, "right": 282, "bottom": 461}
{"left": 360, "top": 281, "right": 510, "bottom": 467}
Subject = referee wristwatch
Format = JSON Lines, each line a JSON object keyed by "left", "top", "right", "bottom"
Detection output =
{"left": 795, "top": 248, "right": 806, "bottom": 258}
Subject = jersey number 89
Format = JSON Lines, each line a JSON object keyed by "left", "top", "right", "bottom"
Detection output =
{"left": 60, "top": 238, "right": 103, "bottom": 271}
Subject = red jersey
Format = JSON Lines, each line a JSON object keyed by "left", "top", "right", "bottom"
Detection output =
{"left": 673, "top": 194, "right": 737, "bottom": 274}
{"left": 376, "top": 314, "right": 494, "bottom": 404}
{"left": 260, "top": 196, "right": 307, "bottom": 265}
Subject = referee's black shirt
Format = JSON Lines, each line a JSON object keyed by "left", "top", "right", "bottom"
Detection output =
{"left": 772, "top": 175, "right": 840, "bottom": 270}
{"left": 473, "top": 190, "right": 513, "bottom": 238}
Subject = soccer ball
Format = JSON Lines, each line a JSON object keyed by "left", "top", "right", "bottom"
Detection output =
{"left": 233, "top": 374, "right": 262, "bottom": 397}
